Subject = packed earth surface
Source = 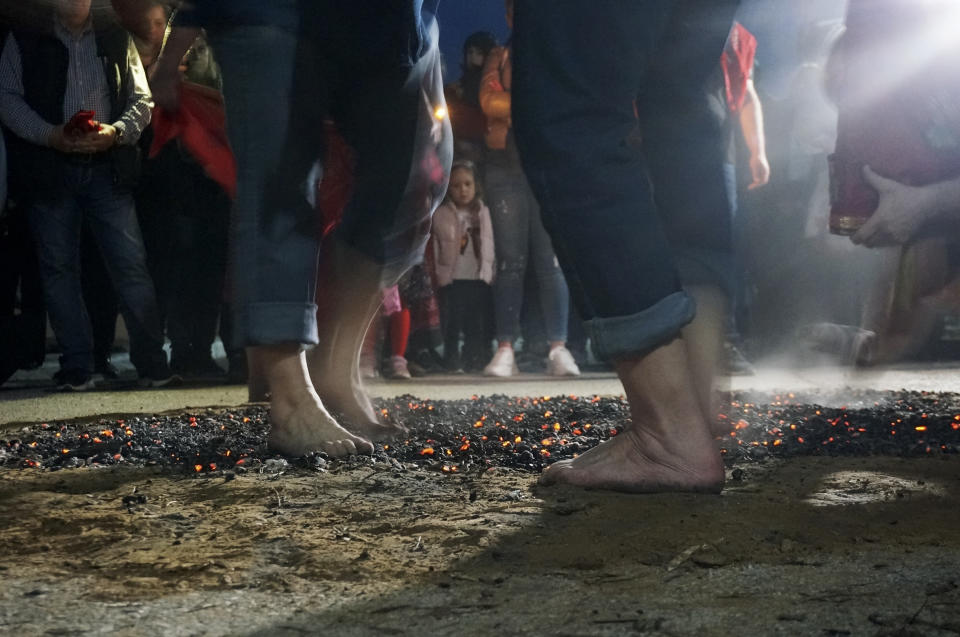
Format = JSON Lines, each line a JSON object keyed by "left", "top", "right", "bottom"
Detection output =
{"left": 2, "top": 388, "right": 960, "bottom": 636}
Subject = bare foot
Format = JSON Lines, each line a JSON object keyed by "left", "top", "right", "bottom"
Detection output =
{"left": 542, "top": 338, "right": 724, "bottom": 493}
{"left": 268, "top": 390, "right": 374, "bottom": 457}
{"left": 248, "top": 344, "right": 374, "bottom": 457}
{"left": 539, "top": 427, "right": 724, "bottom": 493}
{"left": 313, "top": 371, "right": 407, "bottom": 441}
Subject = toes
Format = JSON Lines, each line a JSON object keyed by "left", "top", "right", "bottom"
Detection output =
{"left": 352, "top": 436, "right": 375, "bottom": 455}
{"left": 539, "top": 460, "right": 572, "bottom": 486}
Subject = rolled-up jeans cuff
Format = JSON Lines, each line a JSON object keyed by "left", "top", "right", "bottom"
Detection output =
{"left": 236, "top": 302, "right": 319, "bottom": 348}
{"left": 585, "top": 291, "right": 696, "bottom": 361}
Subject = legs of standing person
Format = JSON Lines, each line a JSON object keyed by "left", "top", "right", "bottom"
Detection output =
{"left": 27, "top": 170, "right": 95, "bottom": 377}
{"left": 484, "top": 159, "right": 528, "bottom": 375}
{"left": 167, "top": 175, "right": 229, "bottom": 376}
{"left": 460, "top": 280, "right": 492, "bottom": 371}
{"left": 213, "top": 23, "right": 371, "bottom": 457}
{"left": 307, "top": 5, "right": 451, "bottom": 438}
{"left": 512, "top": 0, "right": 737, "bottom": 492}
{"left": 80, "top": 221, "right": 119, "bottom": 378}
{"left": 439, "top": 284, "right": 462, "bottom": 370}
{"left": 81, "top": 163, "right": 171, "bottom": 381}
{"left": 526, "top": 185, "right": 580, "bottom": 375}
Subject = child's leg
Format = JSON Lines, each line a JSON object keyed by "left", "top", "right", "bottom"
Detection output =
{"left": 462, "top": 281, "right": 490, "bottom": 369}
{"left": 389, "top": 307, "right": 411, "bottom": 359}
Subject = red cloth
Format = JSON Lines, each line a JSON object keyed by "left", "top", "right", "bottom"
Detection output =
{"left": 149, "top": 82, "right": 237, "bottom": 199}
{"left": 720, "top": 22, "right": 757, "bottom": 114}
{"left": 314, "top": 121, "right": 356, "bottom": 238}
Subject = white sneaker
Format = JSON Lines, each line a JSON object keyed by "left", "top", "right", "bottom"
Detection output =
{"left": 483, "top": 347, "right": 518, "bottom": 377}
{"left": 547, "top": 346, "right": 581, "bottom": 376}
{"left": 388, "top": 355, "right": 412, "bottom": 379}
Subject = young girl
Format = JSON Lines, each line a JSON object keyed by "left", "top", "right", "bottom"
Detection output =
{"left": 433, "top": 160, "right": 495, "bottom": 371}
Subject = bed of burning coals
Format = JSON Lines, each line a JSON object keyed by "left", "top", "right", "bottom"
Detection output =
{"left": 3, "top": 391, "right": 960, "bottom": 475}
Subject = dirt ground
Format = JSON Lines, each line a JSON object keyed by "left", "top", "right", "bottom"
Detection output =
{"left": 2, "top": 448, "right": 960, "bottom": 636}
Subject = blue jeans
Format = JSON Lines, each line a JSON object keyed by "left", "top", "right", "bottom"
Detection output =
{"left": 485, "top": 152, "right": 569, "bottom": 343}
{"left": 210, "top": 6, "right": 450, "bottom": 348}
{"left": 27, "top": 160, "right": 167, "bottom": 375}
{"left": 512, "top": 0, "right": 738, "bottom": 360}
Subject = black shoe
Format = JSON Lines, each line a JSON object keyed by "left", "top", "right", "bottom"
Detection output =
{"left": 138, "top": 362, "right": 182, "bottom": 388}
{"left": 94, "top": 358, "right": 120, "bottom": 380}
{"left": 190, "top": 356, "right": 226, "bottom": 379}
{"left": 226, "top": 352, "right": 248, "bottom": 385}
{"left": 55, "top": 368, "right": 95, "bottom": 392}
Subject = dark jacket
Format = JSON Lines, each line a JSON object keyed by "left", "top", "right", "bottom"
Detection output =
{"left": 4, "top": 19, "right": 140, "bottom": 199}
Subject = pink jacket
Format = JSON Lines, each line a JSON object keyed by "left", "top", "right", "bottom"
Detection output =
{"left": 432, "top": 200, "right": 495, "bottom": 287}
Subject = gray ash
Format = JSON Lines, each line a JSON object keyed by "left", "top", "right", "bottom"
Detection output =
{"left": 3, "top": 391, "right": 959, "bottom": 474}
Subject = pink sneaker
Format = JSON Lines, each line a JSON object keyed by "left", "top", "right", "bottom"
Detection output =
{"left": 388, "top": 355, "right": 412, "bottom": 379}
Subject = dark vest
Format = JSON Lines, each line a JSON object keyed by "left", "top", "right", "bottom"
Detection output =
{"left": 4, "top": 19, "right": 140, "bottom": 200}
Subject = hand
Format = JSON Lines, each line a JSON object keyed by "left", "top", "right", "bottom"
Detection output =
{"left": 150, "top": 64, "right": 181, "bottom": 111}
{"left": 851, "top": 166, "right": 931, "bottom": 247}
{"left": 48, "top": 125, "right": 81, "bottom": 153}
{"left": 73, "top": 123, "right": 117, "bottom": 153}
{"left": 747, "top": 154, "right": 770, "bottom": 190}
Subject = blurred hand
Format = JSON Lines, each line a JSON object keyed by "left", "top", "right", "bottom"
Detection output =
{"left": 74, "top": 123, "right": 117, "bottom": 153}
{"left": 747, "top": 154, "right": 770, "bottom": 190}
{"left": 851, "top": 166, "right": 930, "bottom": 247}
{"left": 48, "top": 125, "right": 80, "bottom": 153}
{"left": 150, "top": 65, "right": 181, "bottom": 111}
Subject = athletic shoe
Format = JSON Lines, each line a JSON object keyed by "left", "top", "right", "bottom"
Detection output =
{"left": 93, "top": 358, "right": 121, "bottom": 380}
{"left": 546, "top": 346, "right": 581, "bottom": 377}
{"left": 387, "top": 355, "right": 412, "bottom": 379}
{"left": 483, "top": 347, "right": 518, "bottom": 377}
{"left": 55, "top": 369, "right": 95, "bottom": 392}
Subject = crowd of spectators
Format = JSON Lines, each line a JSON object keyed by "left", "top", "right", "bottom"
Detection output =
{"left": 2, "top": 0, "right": 959, "bottom": 393}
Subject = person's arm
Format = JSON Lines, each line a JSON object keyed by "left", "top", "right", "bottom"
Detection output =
{"left": 851, "top": 167, "right": 960, "bottom": 247}
{"left": 739, "top": 78, "right": 770, "bottom": 190}
{"left": 112, "top": 36, "right": 153, "bottom": 144}
{"left": 149, "top": 25, "right": 201, "bottom": 111}
{"left": 76, "top": 35, "right": 153, "bottom": 153}
{"left": 478, "top": 47, "right": 510, "bottom": 120}
{"left": 0, "top": 34, "right": 59, "bottom": 148}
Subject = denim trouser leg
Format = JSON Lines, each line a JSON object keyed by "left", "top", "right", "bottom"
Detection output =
{"left": 29, "top": 163, "right": 166, "bottom": 374}
{"left": 81, "top": 165, "right": 168, "bottom": 375}
{"left": 211, "top": 25, "right": 324, "bottom": 347}
{"left": 527, "top": 183, "right": 570, "bottom": 343}
{"left": 28, "top": 183, "right": 93, "bottom": 373}
{"left": 211, "top": 14, "right": 450, "bottom": 348}
{"left": 486, "top": 160, "right": 568, "bottom": 344}
{"left": 512, "top": 0, "right": 738, "bottom": 360}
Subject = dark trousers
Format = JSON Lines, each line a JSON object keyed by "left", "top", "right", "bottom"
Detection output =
{"left": 27, "top": 161, "right": 167, "bottom": 375}
{"left": 0, "top": 201, "right": 46, "bottom": 372}
{"left": 439, "top": 280, "right": 492, "bottom": 369}
{"left": 137, "top": 149, "right": 230, "bottom": 364}
{"left": 209, "top": 5, "right": 450, "bottom": 347}
{"left": 80, "top": 221, "right": 119, "bottom": 365}
{"left": 512, "top": 0, "right": 738, "bottom": 360}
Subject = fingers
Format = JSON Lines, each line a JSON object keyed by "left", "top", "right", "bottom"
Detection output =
{"left": 862, "top": 165, "right": 894, "bottom": 191}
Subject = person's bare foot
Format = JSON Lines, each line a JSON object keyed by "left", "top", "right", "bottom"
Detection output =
{"left": 249, "top": 344, "right": 374, "bottom": 457}
{"left": 539, "top": 427, "right": 724, "bottom": 493}
{"left": 541, "top": 338, "right": 723, "bottom": 493}
{"left": 268, "top": 389, "right": 374, "bottom": 457}
{"left": 310, "top": 364, "right": 407, "bottom": 441}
